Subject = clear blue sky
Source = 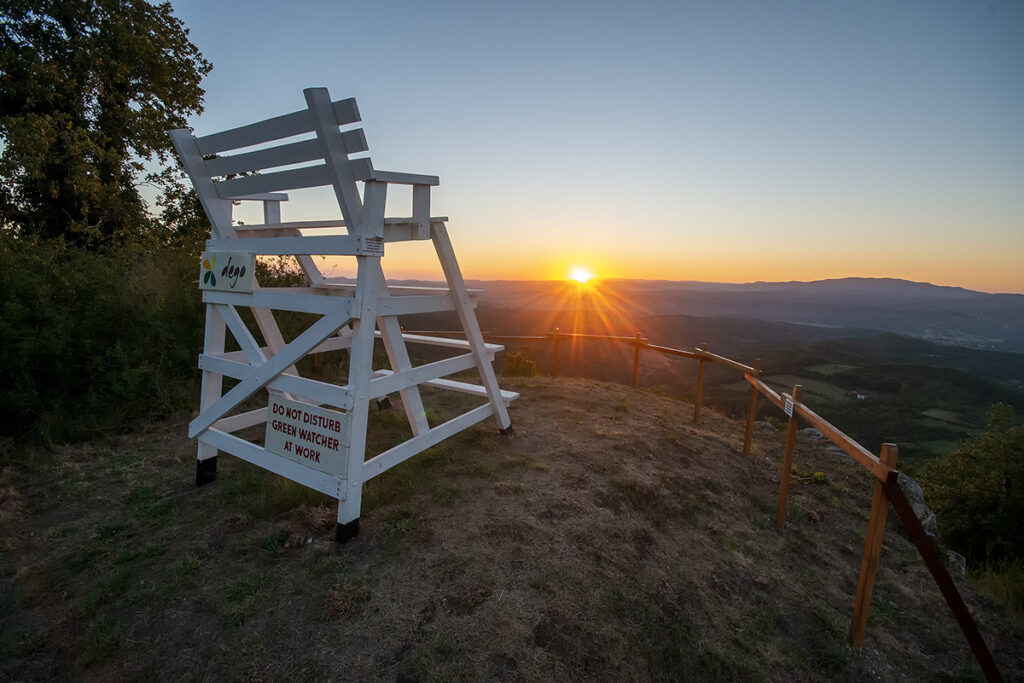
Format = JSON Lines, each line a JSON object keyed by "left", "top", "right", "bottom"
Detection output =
{"left": 169, "top": 0, "right": 1024, "bottom": 292}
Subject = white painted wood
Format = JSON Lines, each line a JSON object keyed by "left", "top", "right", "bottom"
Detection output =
{"left": 202, "top": 289, "right": 356, "bottom": 316}
{"left": 215, "top": 164, "right": 331, "bottom": 198}
{"left": 200, "top": 428, "right": 345, "bottom": 499}
{"left": 213, "top": 407, "right": 266, "bottom": 433}
{"left": 412, "top": 184, "right": 431, "bottom": 239}
{"left": 210, "top": 234, "right": 381, "bottom": 256}
{"left": 337, "top": 255, "right": 381, "bottom": 525}
{"left": 197, "top": 304, "right": 226, "bottom": 462}
{"left": 432, "top": 223, "right": 512, "bottom": 429}
{"left": 216, "top": 304, "right": 267, "bottom": 364}
{"left": 376, "top": 294, "right": 459, "bottom": 316}
{"left": 189, "top": 305, "right": 352, "bottom": 438}
{"left": 371, "top": 371, "right": 519, "bottom": 404}
{"left": 195, "top": 98, "right": 360, "bottom": 155}
{"left": 362, "top": 403, "right": 494, "bottom": 481}
{"left": 350, "top": 157, "right": 440, "bottom": 186}
{"left": 169, "top": 129, "right": 236, "bottom": 240}
{"left": 368, "top": 352, "right": 477, "bottom": 399}
{"left": 389, "top": 332, "right": 501, "bottom": 354}
{"left": 305, "top": 87, "right": 364, "bottom": 231}
{"left": 263, "top": 200, "right": 282, "bottom": 225}
{"left": 199, "top": 355, "right": 354, "bottom": 410}
{"left": 361, "top": 181, "right": 387, "bottom": 237}
{"left": 175, "top": 88, "right": 517, "bottom": 533}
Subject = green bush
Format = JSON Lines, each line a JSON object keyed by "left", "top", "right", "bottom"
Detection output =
{"left": 501, "top": 350, "right": 538, "bottom": 377}
{"left": 918, "top": 403, "right": 1024, "bottom": 564}
{"left": 0, "top": 234, "right": 203, "bottom": 441}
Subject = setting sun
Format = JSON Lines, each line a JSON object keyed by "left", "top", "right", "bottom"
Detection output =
{"left": 568, "top": 267, "right": 594, "bottom": 283}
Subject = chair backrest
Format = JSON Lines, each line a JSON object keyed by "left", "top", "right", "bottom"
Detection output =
{"left": 168, "top": 88, "right": 372, "bottom": 239}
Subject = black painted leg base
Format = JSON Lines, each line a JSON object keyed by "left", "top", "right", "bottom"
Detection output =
{"left": 500, "top": 425, "right": 516, "bottom": 437}
{"left": 376, "top": 396, "right": 393, "bottom": 411}
{"left": 195, "top": 457, "right": 217, "bottom": 487}
{"left": 335, "top": 519, "right": 360, "bottom": 544}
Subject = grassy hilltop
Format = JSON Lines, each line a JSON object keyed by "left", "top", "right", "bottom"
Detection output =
{"left": 2, "top": 377, "right": 1021, "bottom": 681}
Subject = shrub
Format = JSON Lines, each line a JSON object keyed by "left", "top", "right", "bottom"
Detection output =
{"left": 918, "top": 403, "right": 1024, "bottom": 564}
{"left": 0, "top": 234, "right": 203, "bottom": 441}
{"left": 501, "top": 350, "right": 538, "bottom": 377}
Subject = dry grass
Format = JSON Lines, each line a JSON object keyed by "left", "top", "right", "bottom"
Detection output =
{"left": 1, "top": 376, "right": 1021, "bottom": 681}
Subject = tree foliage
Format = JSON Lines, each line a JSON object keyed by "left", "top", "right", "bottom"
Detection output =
{"left": 919, "top": 404, "right": 1024, "bottom": 564}
{"left": 0, "top": 0, "right": 211, "bottom": 247}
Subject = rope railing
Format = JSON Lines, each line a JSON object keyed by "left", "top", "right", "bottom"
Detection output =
{"left": 399, "top": 326, "right": 1004, "bottom": 681}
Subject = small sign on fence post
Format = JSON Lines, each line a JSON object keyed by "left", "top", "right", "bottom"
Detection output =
{"left": 784, "top": 396, "right": 795, "bottom": 417}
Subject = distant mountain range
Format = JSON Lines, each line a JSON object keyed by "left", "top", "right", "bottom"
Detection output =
{"left": 448, "top": 277, "right": 1024, "bottom": 353}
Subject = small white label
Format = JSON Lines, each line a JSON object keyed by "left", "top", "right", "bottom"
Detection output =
{"left": 785, "top": 397, "right": 795, "bottom": 417}
{"left": 199, "top": 251, "right": 255, "bottom": 292}
{"left": 357, "top": 235, "right": 385, "bottom": 257}
{"left": 264, "top": 394, "right": 350, "bottom": 476}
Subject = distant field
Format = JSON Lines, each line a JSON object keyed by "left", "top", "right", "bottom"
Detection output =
{"left": 921, "top": 408, "right": 969, "bottom": 424}
{"left": 763, "top": 375, "right": 851, "bottom": 402}
{"left": 807, "top": 363, "right": 856, "bottom": 376}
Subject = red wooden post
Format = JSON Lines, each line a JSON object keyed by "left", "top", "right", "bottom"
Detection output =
{"left": 632, "top": 332, "right": 643, "bottom": 388}
{"left": 693, "top": 342, "right": 708, "bottom": 422}
{"left": 776, "top": 384, "right": 802, "bottom": 528}
{"left": 742, "top": 358, "right": 762, "bottom": 455}
{"left": 850, "top": 443, "right": 898, "bottom": 648}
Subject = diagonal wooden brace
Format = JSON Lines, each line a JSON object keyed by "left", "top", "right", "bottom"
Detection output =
{"left": 188, "top": 306, "right": 352, "bottom": 438}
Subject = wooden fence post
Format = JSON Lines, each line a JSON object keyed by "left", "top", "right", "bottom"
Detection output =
{"left": 552, "top": 327, "right": 560, "bottom": 378}
{"left": 775, "top": 384, "right": 802, "bottom": 528}
{"left": 632, "top": 332, "right": 643, "bottom": 388}
{"left": 850, "top": 443, "right": 898, "bottom": 648}
{"left": 742, "top": 358, "right": 762, "bottom": 455}
{"left": 693, "top": 343, "right": 708, "bottom": 422}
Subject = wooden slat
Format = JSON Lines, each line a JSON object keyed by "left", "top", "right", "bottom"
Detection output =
{"left": 884, "top": 481, "right": 1005, "bottom": 683}
{"left": 376, "top": 294, "right": 458, "bottom": 316}
{"left": 202, "top": 289, "right": 356, "bottom": 316}
{"left": 189, "top": 306, "right": 352, "bottom": 437}
{"left": 382, "top": 332, "right": 502, "bottom": 354}
{"left": 199, "top": 355, "right": 354, "bottom": 410}
{"left": 196, "top": 98, "right": 360, "bottom": 155}
{"left": 695, "top": 348, "right": 755, "bottom": 374}
{"left": 205, "top": 138, "right": 323, "bottom": 177}
{"left": 215, "top": 164, "right": 331, "bottom": 198}
{"left": 199, "top": 428, "right": 345, "bottom": 498}
{"left": 644, "top": 343, "right": 699, "bottom": 359}
{"left": 212, "top": 234, "right": 377, "bottom": 256}
{"left": 361, "top": 403, "right": 494, "bottom": 481}
{"left": 745, "top": 373, "right": 786, "bottom": 411}
{"left": 372, "top": 370, "right": 519, "bottom": 403}
{"left": 213, "top": 407, "right": 266, "bottom": 433}
{"left": 791, "top": 399, "right": 895, "bottom": 483}
{"left": 368, "top": 352, "right": 478, "bottom": 400}
{"left": 351, "top": 157, "right": 440, "bottom": 186}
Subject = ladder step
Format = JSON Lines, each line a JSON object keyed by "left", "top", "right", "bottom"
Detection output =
{"left": 372, "top": 370, "right": 518, "bottom": 404}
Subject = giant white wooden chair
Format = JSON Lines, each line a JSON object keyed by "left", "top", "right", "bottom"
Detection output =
{"left": 169, "top": 87, "right": 516, "bottom": 542}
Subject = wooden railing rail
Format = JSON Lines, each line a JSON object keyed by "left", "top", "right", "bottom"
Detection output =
{"left": 393, "top": 325, "right": 1002, "bottom": 680}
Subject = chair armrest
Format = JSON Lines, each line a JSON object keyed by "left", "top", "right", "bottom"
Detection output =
{"left": 351, "top": 158, "right": 438, "bottom": 186}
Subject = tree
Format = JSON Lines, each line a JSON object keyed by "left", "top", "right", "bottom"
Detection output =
{"left": 919, "top": 404, "right": 1024, "bottom": 564}
{"left": 0, "top": 0, "right": 211, "bottom": 248}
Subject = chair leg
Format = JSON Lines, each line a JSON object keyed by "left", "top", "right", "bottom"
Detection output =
{"left": 335, "top": 518, "right": 360, "bottom": 544}
{"left": 195, "top": 456, "right": 217, "bottom": 486}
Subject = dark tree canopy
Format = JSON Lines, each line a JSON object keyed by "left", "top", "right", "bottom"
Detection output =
{"left": 0, "top": 0, "right": 211, "bottom": 247}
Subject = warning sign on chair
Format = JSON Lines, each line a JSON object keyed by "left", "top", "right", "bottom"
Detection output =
{"left": 264, "top": 394, "right": 350, "bottom": 476}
